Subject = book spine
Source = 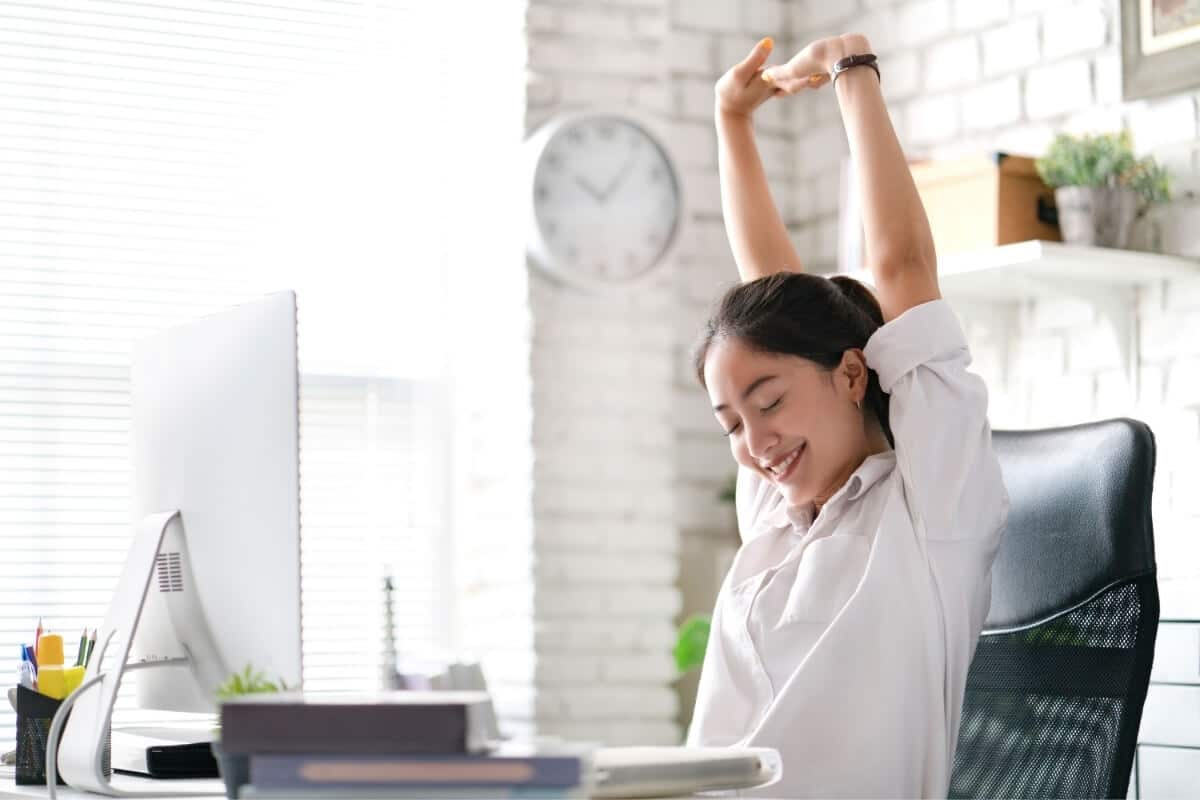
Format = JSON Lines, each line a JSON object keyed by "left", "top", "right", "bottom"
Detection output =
{"left": 249, "top": 754, "right": 582, "bottom": 791}
{"left": 243, "top": 789, "right": 585, "bottom": 800}
{"left": 220, "top": 705, "right": 475, "bottom": 755}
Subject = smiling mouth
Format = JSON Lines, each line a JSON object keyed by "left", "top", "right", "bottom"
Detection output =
{"left": 765, "top": 444, "right": 805, "bottom": 481}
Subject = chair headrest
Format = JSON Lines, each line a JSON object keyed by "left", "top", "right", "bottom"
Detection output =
{"left": 987, "top": 418, "right": 1156, "bottom": 631}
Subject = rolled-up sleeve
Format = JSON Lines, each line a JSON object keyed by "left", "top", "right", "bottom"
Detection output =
{"left": 863, "top": 299, "right": 1008, "bottom": 541}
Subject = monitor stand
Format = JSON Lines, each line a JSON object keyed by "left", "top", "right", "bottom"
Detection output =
{"left": 51, "top": 511, "right": 227, "bottom": 798}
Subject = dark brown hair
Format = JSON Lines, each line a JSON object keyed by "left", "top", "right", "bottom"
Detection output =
{"left": 693, "top": 272, "right": 893, "bottom": 446}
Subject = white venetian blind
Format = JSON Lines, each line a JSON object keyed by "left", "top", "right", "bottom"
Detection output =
{"left": 0, "top": 0, "right": 523, "bottom": 746}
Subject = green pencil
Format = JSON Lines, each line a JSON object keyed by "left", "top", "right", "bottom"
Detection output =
{"left": 75, "top": 629, "right": 87, "bottom": 667}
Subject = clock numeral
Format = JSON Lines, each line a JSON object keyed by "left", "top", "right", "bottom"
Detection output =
{"left": 566, "top": 129, "right": 584, "bottom": 145}
{"left": 567, "top": 245, "right": 580, "bottom": 263}
{"left": 536, "top": 184, "right": 550, "bottom": 202}
{"left": 545, "top": 153, "right": 562, "bottom": 171}
{"left": 543, "top": 220, "right": 558, "bottom": 238}
{"left": 597, "top": 123, "right": 615, "bottom": 140}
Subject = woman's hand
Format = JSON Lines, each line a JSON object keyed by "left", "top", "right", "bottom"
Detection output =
{"left": 714, "top": 37, "right": 780, "bottom": 119}
{"left": 761, "top": 34, "right": 869, "bottom": 95}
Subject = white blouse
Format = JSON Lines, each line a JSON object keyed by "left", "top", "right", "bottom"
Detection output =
{"left": 687, "top": 299, "right": 1010, "bottom": 799}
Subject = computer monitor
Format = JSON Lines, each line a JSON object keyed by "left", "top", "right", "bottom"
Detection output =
{"left": 127, "top": 290, "right": 303, "bottom": 712}
{"left": 57, "top": 291, "right": 302, "bottom": 794}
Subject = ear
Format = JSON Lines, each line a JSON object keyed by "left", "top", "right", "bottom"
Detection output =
{"left": 836, "top": 349, "right": 869, "bottom": 404}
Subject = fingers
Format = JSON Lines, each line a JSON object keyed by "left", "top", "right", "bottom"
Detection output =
{"left": 766, "top": 70, "right": 830, "bottom": 95}
{"left": 730, "top": 36, "right": 774, "bottom": 84}
{"left": 761, "top": 46, "right": 830, "bottom": 93}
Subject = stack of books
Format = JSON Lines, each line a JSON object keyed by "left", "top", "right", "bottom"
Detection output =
{"left": 218, "top": 691, "right": 590, "bottom": 799}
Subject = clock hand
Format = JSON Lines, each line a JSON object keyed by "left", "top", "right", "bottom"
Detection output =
{"left": 574, "top": 174, "right": 604, "bottom": 202}
{"left": 600, "top": 145, "right": 639, "bottom": 201}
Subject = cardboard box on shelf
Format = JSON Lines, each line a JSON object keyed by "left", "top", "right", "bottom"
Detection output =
{"left": 910, "top": 153, "right": 1062, "bottom": 256}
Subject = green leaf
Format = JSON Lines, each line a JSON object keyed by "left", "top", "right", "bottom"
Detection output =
{"left": 1035, "top": 130, "right": 1170, "bottom": 204}
{"left": 718, "top": 474, "right": 737, "bottom": 505}
{"left": 216, "top": 662, "right": 288, "bottom": 700}
{"left": 673, "top": 614, "right": 712, "bottom": 674}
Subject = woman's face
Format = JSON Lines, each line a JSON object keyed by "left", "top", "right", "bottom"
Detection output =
{"left": 704, "top": 336, "right": 872, "bottom": 510}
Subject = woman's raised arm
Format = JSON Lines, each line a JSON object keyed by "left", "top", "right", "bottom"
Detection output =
{"left": 766, "top": 34, "right": 940, "bottom": 322}
{"left": 714, "top": 38, "right": 803, "bottom": 283}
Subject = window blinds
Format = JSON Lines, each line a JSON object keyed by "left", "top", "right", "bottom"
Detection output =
{"left": 0, "top": 0, "right": 515, "bottom": 747}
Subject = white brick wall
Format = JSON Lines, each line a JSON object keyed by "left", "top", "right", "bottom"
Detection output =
{"left": 1041, "top": 1, "right": 1108, "bottom": 59}
{"left": 923, "top": 36, "right": 982, "bottom": 92}
{"left": 896, "top": 0, "right": 953, "bottom": 47}
{"left": 521, "top": 0, "right": 803, "bottom": 747}
{"left": 952, "top": 0, "right": 1010, "bottom": 31}
{"left": 962, "top": 77, "right": 1022, "bottom": 131}
{"left": 981, "top": 18, "right": 1041, "bottom": 77}
{"left": 1024, "top": 59, "right": 1093, "bottom": 119}
{"left": 906, "top": 93, "right": 961, "bottom": 145}
{"left": 1127, "top": 95, "right": 1199, "bottom": 154}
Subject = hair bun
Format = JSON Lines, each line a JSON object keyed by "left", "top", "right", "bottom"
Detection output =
{"left": 829, "top": 275, "right": 884, "bottom": 328}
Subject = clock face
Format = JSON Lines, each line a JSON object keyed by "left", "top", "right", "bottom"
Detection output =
{"left": 531, "top": 115, "right": 681, "bottom": 286}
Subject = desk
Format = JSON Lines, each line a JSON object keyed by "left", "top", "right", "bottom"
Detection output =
{"left": 0, "top": 768, "right": 223, "bottom": 799}
{"left": 0, "top": 771, "right": 741, "bottom": 800}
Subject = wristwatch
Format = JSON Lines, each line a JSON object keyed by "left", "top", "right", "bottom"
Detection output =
{"left": 830, "top": 53, "right": 880, "bottom": 84}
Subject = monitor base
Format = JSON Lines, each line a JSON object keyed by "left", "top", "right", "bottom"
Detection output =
{"left": 51, "top": 512, "right": 226, "bottom": 798}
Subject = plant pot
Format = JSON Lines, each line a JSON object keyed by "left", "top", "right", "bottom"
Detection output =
{"left": 210, "top": 742, "right": 249, "bottom": 800}
{"left": 1142, "top": 194, "right": 1200, "bottom": 256}
{"left": 1054, "top": 186, "right": 1140, "bottom": 248}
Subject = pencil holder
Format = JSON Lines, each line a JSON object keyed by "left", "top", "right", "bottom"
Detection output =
{"left": 14, "top": 685, "right": 110, "bottom": 785}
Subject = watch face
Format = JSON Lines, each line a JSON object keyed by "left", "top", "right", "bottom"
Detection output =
{"left": 532, "top": 115, "right": 681, "bottom": 284}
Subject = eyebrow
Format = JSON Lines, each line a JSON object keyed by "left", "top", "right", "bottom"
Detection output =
{"left": 713, "top": 375, "right": 778, "bottom": 412}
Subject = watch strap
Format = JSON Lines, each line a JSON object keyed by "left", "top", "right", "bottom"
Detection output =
{"left": 830, "top": 53, "right": 880, "bottom": 84}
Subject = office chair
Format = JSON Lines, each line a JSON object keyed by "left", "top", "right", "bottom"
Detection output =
{"left": 949, "top": 418, "right": 1158, "bottom": 799}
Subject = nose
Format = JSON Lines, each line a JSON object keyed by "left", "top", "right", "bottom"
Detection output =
{"left": 742, "top": 417, "right": 778, "bottom": 463}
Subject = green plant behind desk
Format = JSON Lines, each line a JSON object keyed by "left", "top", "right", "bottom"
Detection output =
{"left": 215, "top": 663, "right": 291, "bottom": 700}
{"left": 674, "top": 474, "right": 737, "bottom": 675}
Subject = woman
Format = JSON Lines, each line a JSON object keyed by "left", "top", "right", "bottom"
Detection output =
{"left": 688, "top": 33, "right": 1010, "bottom": 798}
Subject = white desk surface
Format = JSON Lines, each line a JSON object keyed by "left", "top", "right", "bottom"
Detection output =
{"left": 0, "top": 768, "right": 224, "bottom": 799}
{"left": 0, "top": 777, "right": 729, "bottom": 800}
{"left": 0, "top": 770, "right": 731, "bottom": 800}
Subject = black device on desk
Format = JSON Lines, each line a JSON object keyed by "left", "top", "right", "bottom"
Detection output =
{"left": 111, "top": 727, "right": 217, "bottom": 780}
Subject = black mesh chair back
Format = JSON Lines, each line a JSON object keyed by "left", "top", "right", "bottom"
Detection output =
{"left": 949, "top": 418, "right": 1158, "bottom": 799}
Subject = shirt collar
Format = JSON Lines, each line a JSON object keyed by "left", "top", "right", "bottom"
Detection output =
{"left": 763, "top": 450, "right": 896, "bottom": 534}
{"left": 845, "top": 449, "right": 896, "bottom": 501}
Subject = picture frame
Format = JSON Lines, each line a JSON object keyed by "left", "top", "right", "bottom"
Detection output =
{"left": 1121, "top": 0, "right": 1200, "bottom": 100}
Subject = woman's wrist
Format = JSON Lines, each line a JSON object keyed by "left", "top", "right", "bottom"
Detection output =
{"left": 818, "top": 34, "right": 872, "bottom": 73}
{"left": 715, "top": 105, "right": 755, "bottom": 130}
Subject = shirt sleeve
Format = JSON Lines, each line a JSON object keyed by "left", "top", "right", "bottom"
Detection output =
{"left": 863, "top": 299, "right": 1009, "bottom": 541}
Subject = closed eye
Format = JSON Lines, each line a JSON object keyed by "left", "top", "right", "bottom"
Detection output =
{"left": 723, "top": 396, "right": 782, "bottom": 436}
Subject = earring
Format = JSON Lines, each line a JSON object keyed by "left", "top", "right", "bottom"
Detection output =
{"left": 855, "top": 398, "right": 862, "bottom": 411}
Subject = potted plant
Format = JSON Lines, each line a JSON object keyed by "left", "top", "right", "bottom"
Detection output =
{"left": 211, "top": 665, "right": 292, "bottom": 799}
{"left": 1035, "top": 131, "right": 1171, "bottom": 249}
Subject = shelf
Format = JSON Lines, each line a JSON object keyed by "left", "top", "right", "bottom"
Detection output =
{"left": 842, "top": 241, "right": 1200, "bottom": 392}
{"left": 844, "top": 240, "right": 1200, "bottom": 296}
{"left": 936, "top": 240, "right": 1200, "bottom": 300}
